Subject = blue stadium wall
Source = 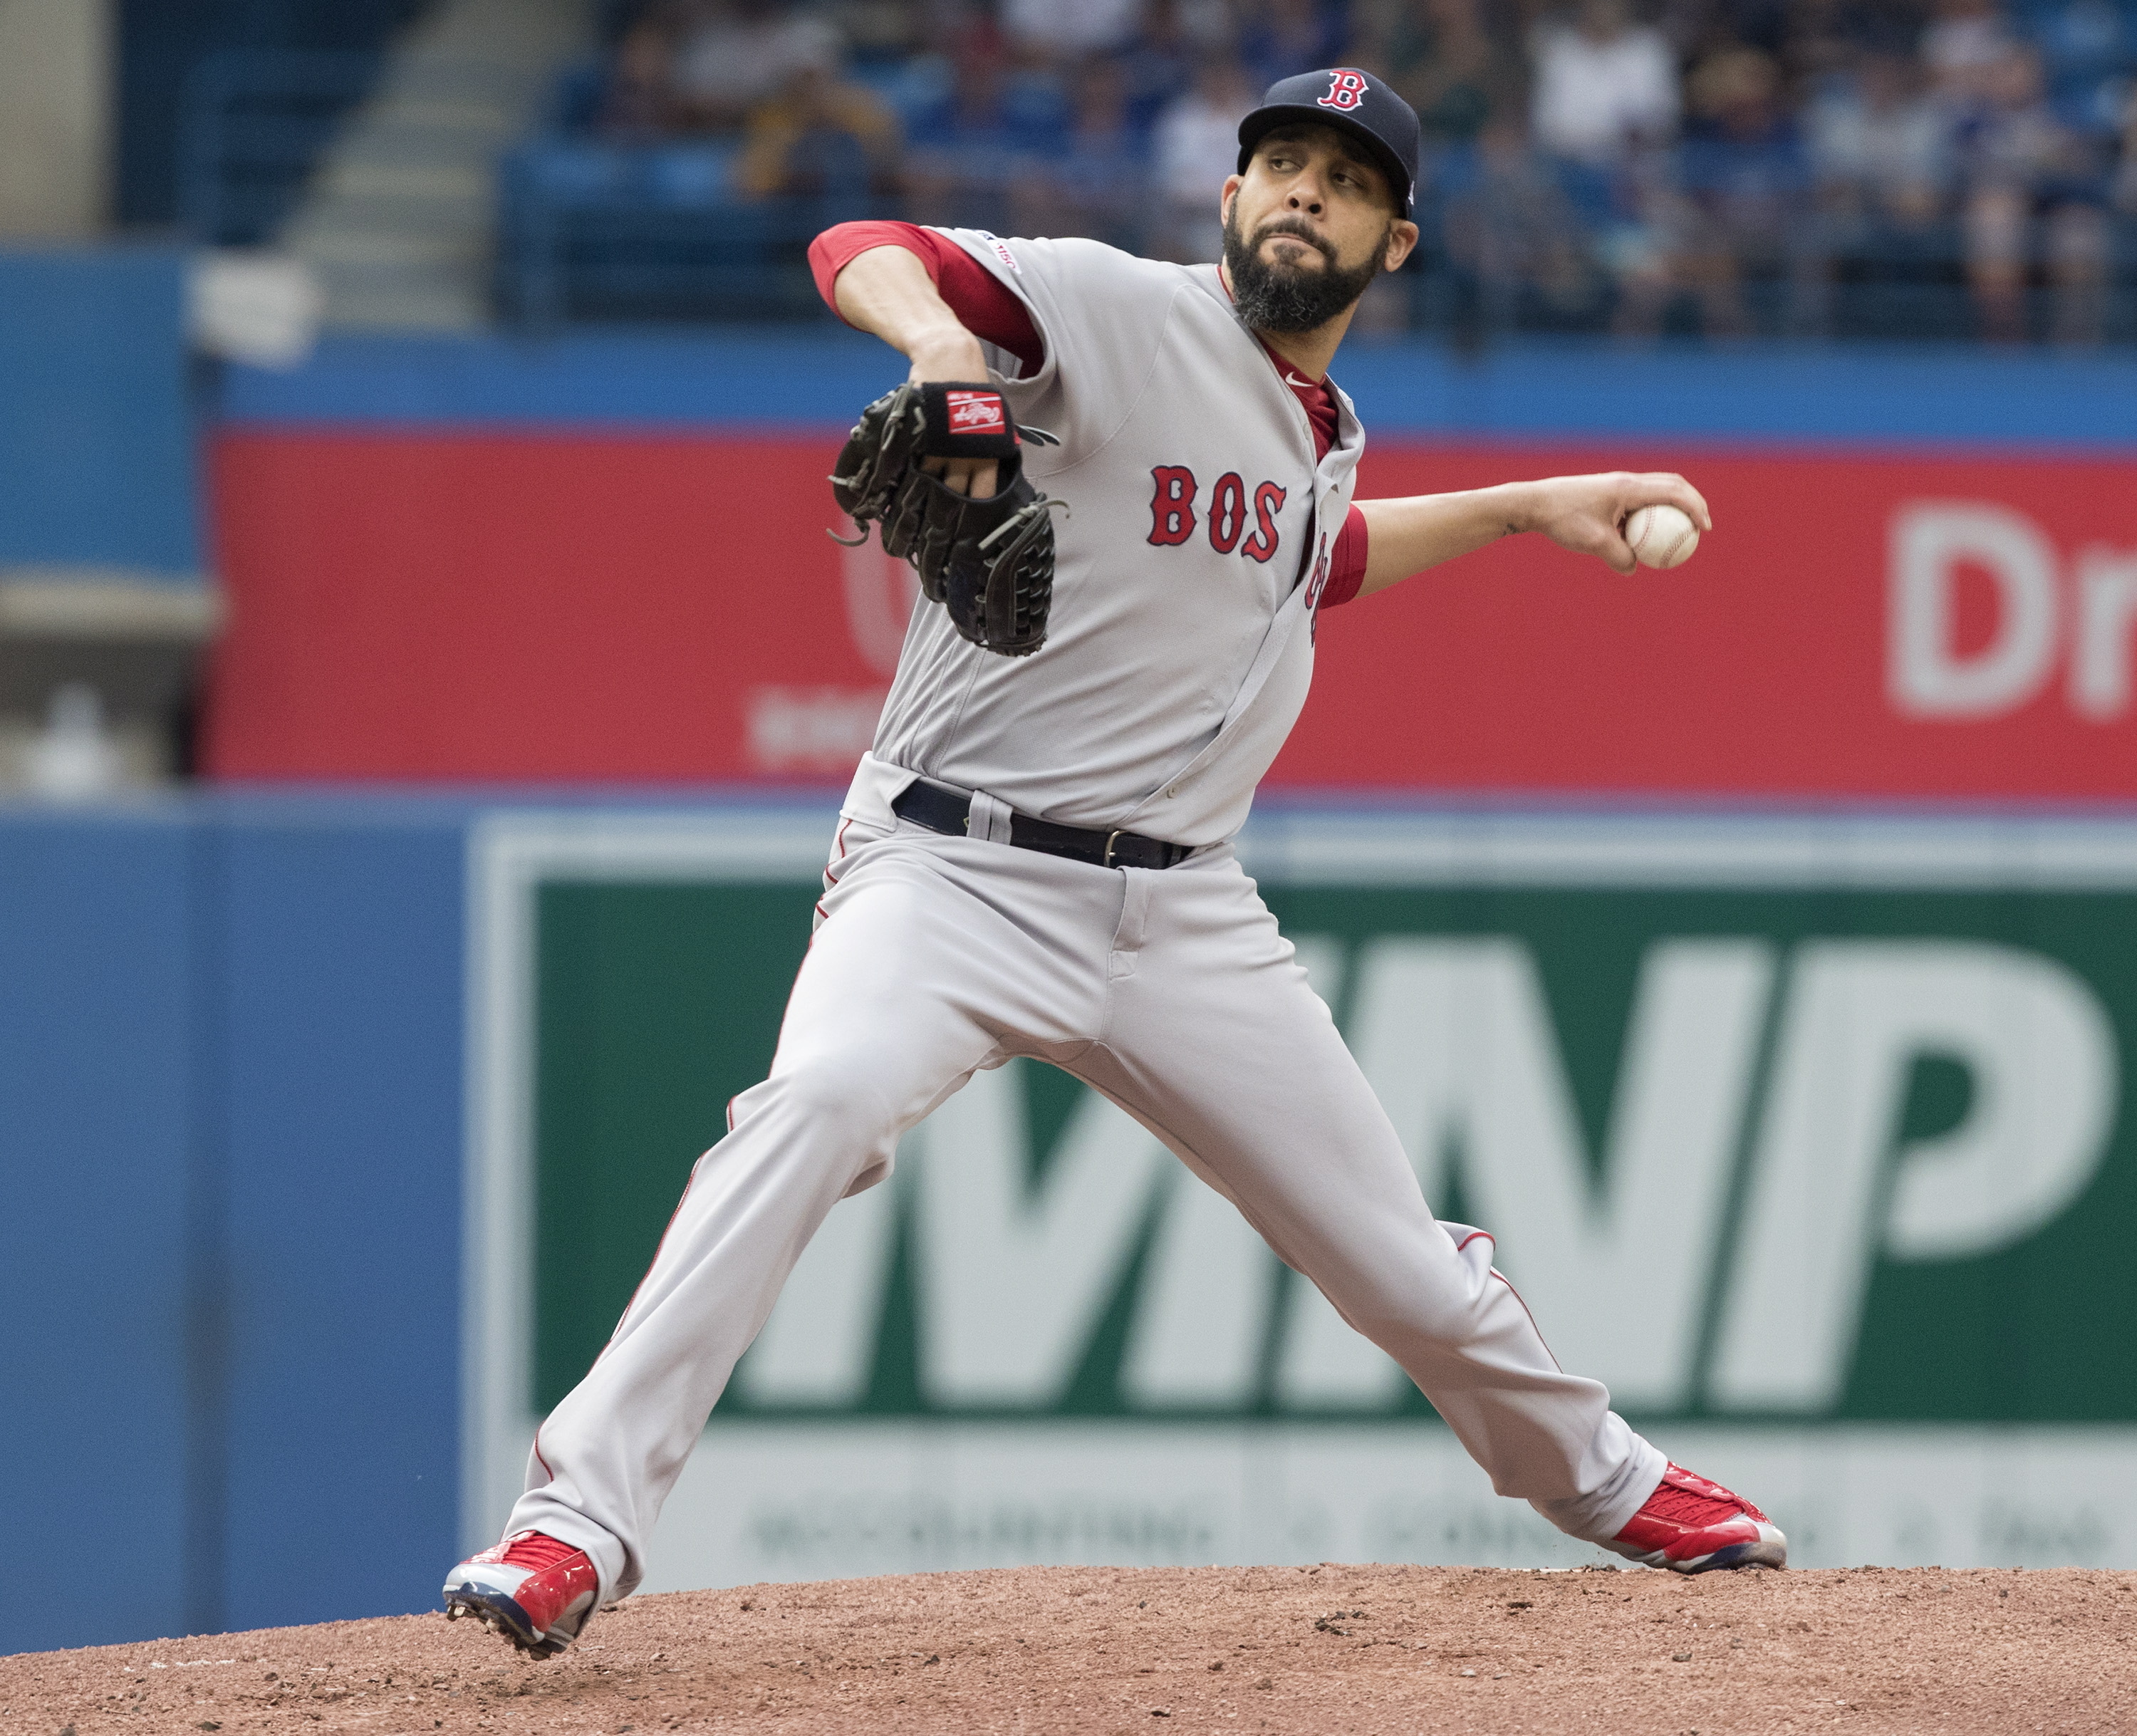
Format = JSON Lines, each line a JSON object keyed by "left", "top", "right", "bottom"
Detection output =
{"left": 17, "top": 784, "right": 2137, "bottom": 1656}
{"left": 0, "top": 796, "right": 468, "bottom": 1650}
{"left": 6, "top": 327, "right": 2137, "bottom": 1653}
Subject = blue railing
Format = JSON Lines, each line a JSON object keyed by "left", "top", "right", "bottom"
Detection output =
{"left": 496, "top": 139, "right": 892, "bottom": 326}
{"left": 179, "top": 49, "right": 388, "bottom": 247}
{"left": 493, "top": 132, "right": 2137, "bottom": 341}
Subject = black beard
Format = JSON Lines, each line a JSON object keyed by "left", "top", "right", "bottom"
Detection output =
{"left": 1222, "top": 207, "right": 1388, "bottom": 335}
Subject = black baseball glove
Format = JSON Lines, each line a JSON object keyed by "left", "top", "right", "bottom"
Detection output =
{"left": 830, "top": 381, "right": 1062, "bottom": 658}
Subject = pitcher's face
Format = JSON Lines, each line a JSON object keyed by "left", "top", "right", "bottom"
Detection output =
{"left": 1222, "top": 125, "right": 1415, "bottom": 285}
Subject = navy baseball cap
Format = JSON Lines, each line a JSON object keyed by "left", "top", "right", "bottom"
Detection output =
{"left": 1237, "top": 68, "right": 1421, "bottom": 212}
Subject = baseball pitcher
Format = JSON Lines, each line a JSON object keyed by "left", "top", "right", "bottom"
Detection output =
{"left": 444, "top": 67, "right": 1784, "bottom": 1658}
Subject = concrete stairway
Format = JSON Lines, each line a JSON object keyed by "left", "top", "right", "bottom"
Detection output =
{"left": 279, "top": 0, "right": 591, "bottom": 330}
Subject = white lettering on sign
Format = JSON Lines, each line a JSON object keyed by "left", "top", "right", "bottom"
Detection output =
{"left": 737, "top": 930, "right": 2121, "bottom": 1425}
{"left": 2071, "top": 546, "right": 2137, "bottom": 720}
{"left": 1343, "top": 937, "right": 1775, "bottom": 1412}
{"left": 915, "top": 1066, "right": 1173, "bottom": 1406}
{"left": 734, "top": 1168, "right": 900, "bottom": 1405}
{"left": 1272, "top": 938, "right": 1417, "bottom": 1411}
{"left": 1889, "top": 503, "right": 2060, "bottom": 717}
{"left": 1888, "top": 502, "right": 2137, "bottom": 722}
{"left": 747, "top": 685, "right": 888, "bottom": 771}
{"left": 1122, "top": 1168, "right": 1273, "bottom": 1408}
{"left": 1711, "top": 941, "right": 2118, "bottom": 1413}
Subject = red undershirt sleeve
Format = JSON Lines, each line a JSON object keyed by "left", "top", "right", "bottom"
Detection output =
{"left": 808, "top": 220, "right": 1045, "bottom": 375}
{"left": 1316, "top": 504, "right": 1371, "bottom": 609}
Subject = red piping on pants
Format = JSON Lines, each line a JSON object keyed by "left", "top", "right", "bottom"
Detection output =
{"left": 1450, "top": 1229, "right": 1563, "bottom": 1373}
{"left": 597, "top": 1157, "right": 702, "bottom": 1356}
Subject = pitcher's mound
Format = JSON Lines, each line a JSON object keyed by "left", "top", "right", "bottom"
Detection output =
{"left": 6, "top": 1562, "right": 2129, "bottom": 1734}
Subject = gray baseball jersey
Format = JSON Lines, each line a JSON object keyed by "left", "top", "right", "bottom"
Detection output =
{"left": 479, "top": 226, "right": 1696, "bottom": 1628}
{"left": 863, "top": 231, "right": 1361, "bottom": 846}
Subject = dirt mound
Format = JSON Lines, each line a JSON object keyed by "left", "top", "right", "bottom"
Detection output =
{"left": 5, "top": 1562, "right": 2130, "bottom": 1735}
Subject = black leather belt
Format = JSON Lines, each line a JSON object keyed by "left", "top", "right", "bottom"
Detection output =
{"left": 893, "top": 778, "right": 1195, "bottom": 870}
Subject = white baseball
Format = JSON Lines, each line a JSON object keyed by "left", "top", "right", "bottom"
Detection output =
{"left": 1625, "top": 502, "right": 1700, "bottom": 569}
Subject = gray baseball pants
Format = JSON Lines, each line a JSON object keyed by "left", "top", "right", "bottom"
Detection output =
{"left": 508, "top": 809, "right": 1667, "bottom": 1602}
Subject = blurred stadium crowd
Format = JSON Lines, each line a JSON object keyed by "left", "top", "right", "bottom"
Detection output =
{"left": 492, "top": 0, "right": 2137, "bottom": 338}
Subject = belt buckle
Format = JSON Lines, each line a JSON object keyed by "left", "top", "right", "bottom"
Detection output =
{"left": 1102, "top": 829, "right": 1125, "bottom": 869}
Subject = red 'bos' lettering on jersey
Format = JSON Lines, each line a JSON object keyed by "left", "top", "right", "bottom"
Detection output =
{"left": 1319, "top": 69, "right": 1371, "bottom": 111}
{"left": 1148, "top": 466, "right": 1197, "bottom": 545}
{"left": 1207, "top": 473, "right": 1246, "bottom": 553}
{"left": 946, "top": 390, "right": 1007, "bottom": 435}
{"left": 1302, "top": 533, "right": 1333, "bottom": 610}
{"left": 1150, "top": 466, "right": 1287, "bottom": 562}
{"left": 1303, "top": 531, "right": 1334, "bottom": 640}
{"left": 1241, "top": 482, "right": 1288, "bottom": 563}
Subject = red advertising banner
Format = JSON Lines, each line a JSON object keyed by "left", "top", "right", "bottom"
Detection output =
{"left": 205, "top": 430, "right": 2137, "bottom": 798}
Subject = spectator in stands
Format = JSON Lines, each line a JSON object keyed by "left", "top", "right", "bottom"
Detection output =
{"left": 1118, "top": 0, "right": 1207, "bottom": 133}
{"left": 1639, "top": 46, "right": 1810, "bottom": 336}
{"left": 1524, "top": 0, "right": 1683, "bottom": 333}
{"left": 1361, "top": 0, "right": 1528, "bottom": 145}
{"left": 1529, "top": 0, "right": 1682, "bottom": 167}
{"left": 1002, "top": 0, "right": 1146, "bottom": 61}
{"left": 1958, "top": 43, "right": 2111, "bottom": 339}
{"left": 640, "top": 0, "right": 852, "bottom": 133}
{"left": 2025, "top": 0, "right": 2130, "bottom": 127}
{"left": 600, "top": 0, "right": 900, "bottom": 137}
{"left": 1806, "top": 48, "right": 1955, "bottom": 232}
{"left": 1703, "top": 0, "right": 1792, "bottom": 60}
{"left": 600, "top": 6, "right": 684, "bottom": 135}
{"left": 1798, "top": 45, "right": 1956, "bottom": 331}
{"left": 596, "top": 0, "right": 903, "bottom": 204}
{"left": 831, "top": 0, "right": 928, "bottom": 64}
{"left": 916, "top": 0, "right": 1011, "bottom": 77}
{"left": 1239, "top": 0, "right": 1350, "bottom": 90}
{"left": 2115, "top": 80, "right": 2137, "bottom": 217}
{"left": 736, "top": 61, "right": 904, "bottom": 195}
{"left": 1150, "top": 55, "right": 1258, "bottom": 259}
{"left": 902, "top": 5, "right": 1017, "bottom": 227}
{"left": 1012, "top": 55, "right": 1148, "bottom": 249}
{"left": 1922, "top": 0, "right": 2017, "bottom": 106}
{"left": 1443, "top": 111, "right": 1614, "bottom": 327}
{"left": 1774, "top": 0, "right": 1888, "bottom": 84}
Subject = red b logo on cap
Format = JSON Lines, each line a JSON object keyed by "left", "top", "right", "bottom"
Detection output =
{"left": 1319, "top": 68, "right": 1369, "bottom": 111}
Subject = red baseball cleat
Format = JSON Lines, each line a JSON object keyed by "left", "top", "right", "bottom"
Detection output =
{"left": 1603, "top": 1462, "right": 1788, "bottom": 1573}
{"left": 442, "top": 1530, "right": 600, "bottom": 1657}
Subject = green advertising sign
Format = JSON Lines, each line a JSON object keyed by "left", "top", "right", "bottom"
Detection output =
{"left": 463, "top": 808, "right": 2137, "bottom": 1578}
